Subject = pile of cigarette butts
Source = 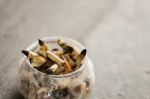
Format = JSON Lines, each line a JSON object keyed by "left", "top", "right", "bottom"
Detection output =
{"left": 22, "top": 39, "right": 86, "bottom": 75}
{"left": 20, "top": 38, "right": 91, "bottom": 99}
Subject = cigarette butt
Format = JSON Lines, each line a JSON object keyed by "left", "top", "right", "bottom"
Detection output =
{"left": 62, "top": 55, "right": 72, "bottom": 72}
{"left": 22, "top": 50, "right": 37, "bottom": 58}
{"left": 57, "top": 39, "right": 64, "bottom": 45}
{"left": 38, "top": 39, "right": 50, "bottom": 57}
{"left": 54, "top": 67, "right": 65, "bottom": 75}
{"left": 52, "top": 50, "right": 63, "bottom": 57}
{"left": 57, "top": 39, "right": 79, "bottom": 60}
{"left": 75, "top": 49, "right": 86, "bottom": 68}
{"left": 63, "top": 45, "right": 73, "bottom": 53}
{"left": 70, "top": 50, "right": 79, "bottom": 60}
{"left": 47, "top": 50, "right": 65, "bottom": 66}
{"left": 31, "top": 56, "right": 46, "bottom": 68}
{"left": 63, "top": 54, "right": 75, "bottom": 68}
{"left": 22, "top": 50, "right": 46, "bottom": 67}
{"left": 48, "top": 64, "right": 59, "bottom": 73}
{"left": 39, "top": 39, "right": 49, "bottom": 50}
{"left": 57, "top": 39, "right": 73, "bottom": 53}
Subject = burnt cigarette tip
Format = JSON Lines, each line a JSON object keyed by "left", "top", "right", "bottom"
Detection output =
{"left": 38, "top": 39, "right": 44, "bottom": 46}
{"left": 52, "top": 48, "right": 59, "bottom": 51}
{"left": 22, "top": 50, "right": 29, "bottom": 56}
{"left": 65, "top": 46, "right": 73, "bottom": 52}
{"left": 81, "top": 49, "right": 87, "bottom": 56}
{"left": 57, "top": 39, "right": 63, "bottom": 45}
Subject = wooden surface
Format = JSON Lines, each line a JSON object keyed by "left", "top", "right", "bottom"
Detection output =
{"left": 0, "top": 0, "right": 150, "bottom": 99}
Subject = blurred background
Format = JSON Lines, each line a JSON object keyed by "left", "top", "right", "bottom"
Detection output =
{"left": 0, "top": 0, "right": 150, "bottom": 99}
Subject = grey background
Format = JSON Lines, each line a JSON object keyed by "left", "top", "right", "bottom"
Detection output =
{"left": 0, "top": 0, "right": 150, "bottom": 99}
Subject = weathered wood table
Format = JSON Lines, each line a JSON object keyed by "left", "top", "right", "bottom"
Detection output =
{"left": 0, "top": 0, "right": 150, "bottom": 99}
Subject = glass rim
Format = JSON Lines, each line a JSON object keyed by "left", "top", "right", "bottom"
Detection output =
{"left": 25, "top": 36, "right": 88, "bottom": 78}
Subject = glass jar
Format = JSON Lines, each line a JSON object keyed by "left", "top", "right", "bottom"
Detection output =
{"left": 18, "top": 37, "right": 95, "bottom": 99}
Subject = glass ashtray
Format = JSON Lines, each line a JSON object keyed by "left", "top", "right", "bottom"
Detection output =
{"left": 18, "top": 37, "right": 95, "bottom": 99}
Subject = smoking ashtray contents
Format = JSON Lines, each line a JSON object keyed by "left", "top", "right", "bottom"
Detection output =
{"left": 22, "top": 39, "right": 86, "bottom": 75}
{"left": 19, "top": 37, "right": 94, "bottom": 99}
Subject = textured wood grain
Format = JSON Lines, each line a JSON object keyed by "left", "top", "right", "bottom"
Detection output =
{"left": 0, "top": 0, "right": 150, "bottom": 99}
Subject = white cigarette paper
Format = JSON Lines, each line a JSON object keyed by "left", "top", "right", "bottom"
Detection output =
{"left": 48, "top": 64, "right": 59, "bottom": 72}
{"left": 47, "top": 51, "right": 65, "bottom": 66}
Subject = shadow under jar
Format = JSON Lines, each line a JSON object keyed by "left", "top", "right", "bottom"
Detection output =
{"left": 18, "top": 37, "right": 95, "bottom": 99}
